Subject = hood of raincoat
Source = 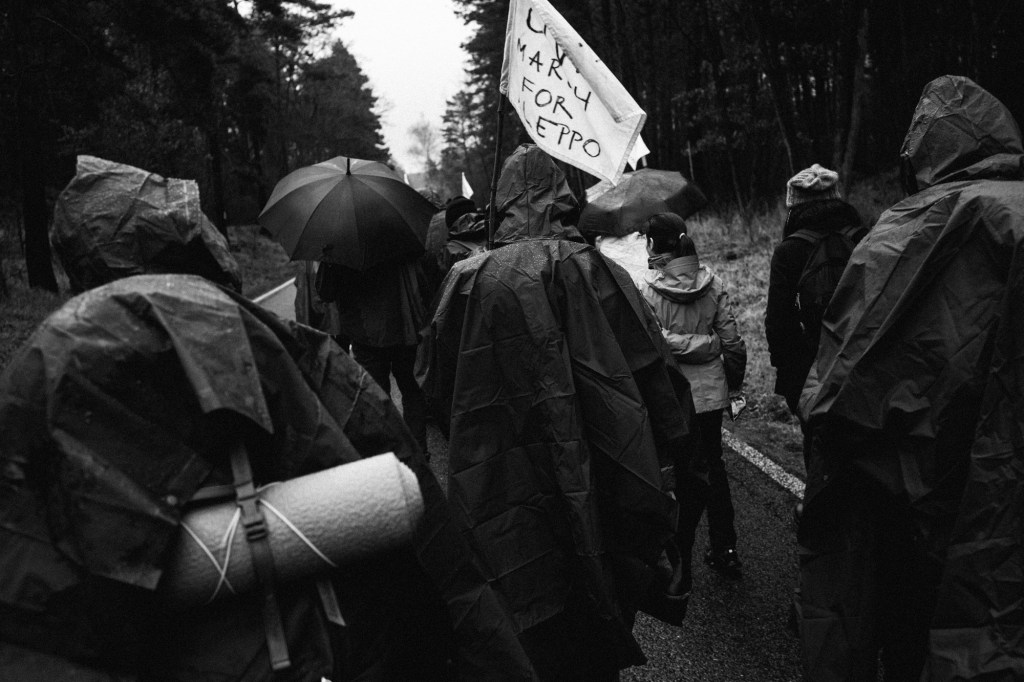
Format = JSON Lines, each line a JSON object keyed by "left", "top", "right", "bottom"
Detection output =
{"left": 493, "top": 144, "right": 583, "bottom": 245}
{"left": 643, "top": 255, "right": 714, "bottom": 303}
{"left": 900, "top": 75, "right": 1024, "bottom": 194}
{"left": 797, "top": 76, "right": 1024, "bottom": 682}
{"left": 0, "top": 274, "right": 535, "bottom": 679}
{"left": 50, "top": 156, "right": 242, "bottom": 293}
{"left": 448, "top": 211, "right": 487, "bottom": 240}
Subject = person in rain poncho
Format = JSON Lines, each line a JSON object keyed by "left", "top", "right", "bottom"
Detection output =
{"left": 0, "top": 274, "right": 536, "bottom": 681}
{"left": 315, "top": 254, "right": 432, "bottom": 456}
{"left": 797, "top": 75, "right": 1024, "bottom": 681}
{"left": 425, "top": 144, "right": 696, "bottom": 681}
{"left": 639, "top": 214, "right": 747, "bottom": 583}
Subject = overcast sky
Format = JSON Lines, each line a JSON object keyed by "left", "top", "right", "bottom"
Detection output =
{"left": 332, "top": 0, "right": 473, "bottom": 173}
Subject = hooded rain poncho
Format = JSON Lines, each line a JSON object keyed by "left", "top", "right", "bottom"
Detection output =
{"left": 798, "top": 75, "right": 1024, "bottom": 682}
{"left": 0, "top": 274, "right": 535, "bottom": 681}
{"left": 425, "top": 145, "right": 695, "bottom": 676}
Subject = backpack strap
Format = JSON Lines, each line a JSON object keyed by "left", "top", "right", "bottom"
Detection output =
{"left": 788, "top": 225, "right": 863, "bottom": 244}
{"left": 785, "top": 228, "right": 821, "bottom": 245}
{"left": 839, "top": 224, "right": 864, "bottom": 241}
{"left": 230, "top": 441, "right": 292, "bottom": 671}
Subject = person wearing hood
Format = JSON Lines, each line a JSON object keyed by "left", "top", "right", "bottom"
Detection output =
{"left": 438, "top": 205, "right": 488, "bottom": 277}
{"left": 797, "top": 75, "right": 1024, "bottom": 681}
{"left": 639, "top": 214, "right": 747, "bottom": 582}
{"left": 425, "top": 144, "right": 697, "bottom": 680}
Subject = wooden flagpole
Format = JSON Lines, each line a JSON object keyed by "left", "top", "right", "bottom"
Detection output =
{"left": 487, "top": 94, "right": 509, "bottom": 250}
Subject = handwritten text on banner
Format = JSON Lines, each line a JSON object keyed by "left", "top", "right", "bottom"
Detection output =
{"left": 499, "top": 0, "right": 646, "bottom": 184}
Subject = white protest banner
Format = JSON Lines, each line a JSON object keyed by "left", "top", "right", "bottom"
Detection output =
{"left": 499, "top": 0, "right": 646, "bottom": 184}
{"left": 629, "top": 135, "right": 650, "bottom": 169}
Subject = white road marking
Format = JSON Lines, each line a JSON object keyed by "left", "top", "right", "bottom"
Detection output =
{"left": 722, "top": 429, "right": 805, "bottom": 499}
{"left": 253, "top": 277, "right": 297, "bottom": 321}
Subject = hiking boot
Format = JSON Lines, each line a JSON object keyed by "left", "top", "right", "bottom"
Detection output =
{"left": 704, "top": 547, "right": 743, "bottom": 579}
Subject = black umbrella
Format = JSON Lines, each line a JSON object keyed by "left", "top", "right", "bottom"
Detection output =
{"left": 579, "top": 168, "right": 708, "bottom": 236}
{"left": 258, "top": 156, "right": 436, "bottom": 271}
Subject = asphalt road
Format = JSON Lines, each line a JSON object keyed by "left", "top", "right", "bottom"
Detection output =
{"left": 623, "top": 432, "right": 803, "bottom": 681}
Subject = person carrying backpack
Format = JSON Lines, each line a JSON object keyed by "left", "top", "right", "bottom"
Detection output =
{"left": 765, "top": 164, "right": 865, "bottom": 467}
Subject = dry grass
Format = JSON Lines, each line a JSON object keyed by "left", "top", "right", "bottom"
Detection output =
{"left": 228, "top": 224, "right": 302, "bottom": 299}
{"left": 0, "top": 282, "right": 68, "bottom": 370}
{"left": 0, "top": 224, "right": 298, "bottom": 373}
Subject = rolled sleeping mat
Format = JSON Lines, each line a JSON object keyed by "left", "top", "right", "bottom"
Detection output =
{"left": 160, "top": 452, "right": 424, "bottom": 607}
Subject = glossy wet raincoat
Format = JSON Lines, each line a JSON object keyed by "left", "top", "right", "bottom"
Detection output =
{"left": 50, "top": 156, "right": 242, "bottom": 293}
{"left": 425, "top": 145, "right": 694, "bottom": 678}
{"left": 0, "top": 274, "right": 535, "bottom": 681}
{"left": 798, "top": 76, "right": 1024, "bottom": 681}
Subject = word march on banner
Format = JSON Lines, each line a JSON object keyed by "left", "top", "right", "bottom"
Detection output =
{"left": 499, "top": 0, "right": 648, "bottom": 184}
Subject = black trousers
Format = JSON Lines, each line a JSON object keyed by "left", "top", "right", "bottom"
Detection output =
{"left": 677, "top": 409, "right": 738, "bottom": 560}
{"left": 351, "top": 343, "right": 428, "bottom": 453}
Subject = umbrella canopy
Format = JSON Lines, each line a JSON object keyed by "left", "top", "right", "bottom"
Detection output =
{"left": 258, "top": 156, "right": 436, "bottom": 271}
{"left": 579, "top": 168, "right": 708, "bottom": 236}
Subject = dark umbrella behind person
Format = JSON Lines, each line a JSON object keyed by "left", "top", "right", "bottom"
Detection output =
{"left": 257, "top": 156, "right": 436, "bottom": 271}
{"left": 579, "top": 168, "right": 708, "bottom": 237}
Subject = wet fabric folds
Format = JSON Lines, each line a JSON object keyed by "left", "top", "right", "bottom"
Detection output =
{"left": 798, "top": 75, "right": 1024, "bottom": 681}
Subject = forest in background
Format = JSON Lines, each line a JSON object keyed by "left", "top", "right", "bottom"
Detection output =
{"left": 442, "top": 0, "right": 1024, "bottom": 213}
{"left": 1, "top": 0, "right": 387, "bottom": 291}
{"left": 3, "top": 0, "right": 1024, "bottom": 294}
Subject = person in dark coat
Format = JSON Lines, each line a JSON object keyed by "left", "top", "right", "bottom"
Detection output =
{"left": 425, "top": 144, "right": 695, "bottom": 681}
{"left": 797, "top": 75, "right": 1024, "bottom": 681}
{"left": 765, "top": 163, "right": 864, "bottom": 465}
{"left": 316, "top": 256, "right": 431, "bottom": 456}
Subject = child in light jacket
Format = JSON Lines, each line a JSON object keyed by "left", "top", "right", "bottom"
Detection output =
{"left": 640, "top": 212, "right": 747, "bottom": 581}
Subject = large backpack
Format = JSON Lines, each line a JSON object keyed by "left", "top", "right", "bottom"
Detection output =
{"left": 788, "top": 224, "right": 862, "bottom": 330}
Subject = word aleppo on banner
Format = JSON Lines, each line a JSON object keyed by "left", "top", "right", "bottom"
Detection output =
{"left": 499, "top": 0, "right": 647, "bottom": 184}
